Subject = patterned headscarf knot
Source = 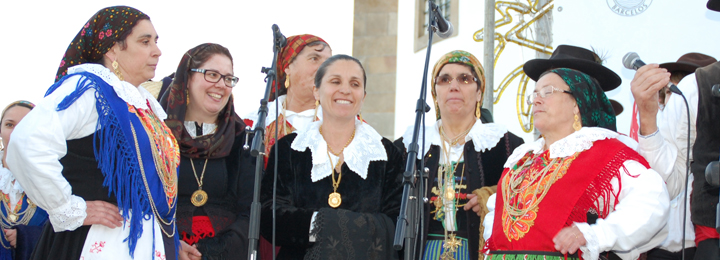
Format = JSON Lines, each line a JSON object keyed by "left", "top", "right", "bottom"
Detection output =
{"left": 55, "top": 6, "right": 149, "bottom": 82}
{"left": 430, "top": 50, "right": 486, "bottom": 120}
{"left": 270, "top": 34, "right": 329, "bottom": 101}
{"left": 548, "top": 68, "right": 617, "bottom": 131}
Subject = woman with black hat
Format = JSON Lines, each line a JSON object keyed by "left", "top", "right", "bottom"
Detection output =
{"left": 6, "top": 6, "right": 180, "bottom": 260}
{"left": 394, "top": 50, "right": 524, "bottom": 260}
{"left": 159, "top": 43, "right": 255, "bottom": 260}
{"left": 484, "top": 45, "right": 669, "bottom": 260}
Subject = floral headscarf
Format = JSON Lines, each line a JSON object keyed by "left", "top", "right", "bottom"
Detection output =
{"left": 270, "top": 34, "right": 329, "bottom": 101}
{"left": 55, "top": 6, "right": 149, "bottom": 82}
{"left": 430, "top": 50, "right": 486, "bottom": 120}
{"left": 159, "top": 43, "right": 245, "bottom": 159}
{"left": 549, "top": 68, "right": 617, "bottom": 131}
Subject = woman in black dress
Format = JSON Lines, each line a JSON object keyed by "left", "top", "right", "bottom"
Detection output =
{"left": 394, "top": 50, "right": 524, "bottom": 260}
{"left": 160, "top": 43, "right": 255, "bottom": 260}
{"left": 260, "top": 54, "right": 404, "bottom": 259}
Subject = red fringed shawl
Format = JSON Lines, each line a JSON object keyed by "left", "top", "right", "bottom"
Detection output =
{"left": 488, "top": 139, "right": 650, "bottom": 253}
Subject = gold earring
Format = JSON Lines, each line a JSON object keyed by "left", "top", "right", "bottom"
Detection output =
{"left": 186, "top": 88, "right": 190, "bottom": 105}
{"left": 475, "top": 102, "right": 481, "bottom": 119}
{"left": 0, "top": 137, "right": 4, "bottom": 151}
{"left": 285, "top": 77, "right": 290, "bottom": 89}
{"left": 573, "top": 114, "right": 582, "bottom": 131}
{"left": 358, "top": 112, "right": 363, "bottom": 122}
{"left": 112, "top": 60, "right": 124, "bottom": 81}
{"left": 313, "top": 100, "right": 320, "bottom": 121}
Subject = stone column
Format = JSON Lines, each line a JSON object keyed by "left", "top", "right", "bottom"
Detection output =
{"left": 353, "top": 0, "right": 399, "bottom": 138}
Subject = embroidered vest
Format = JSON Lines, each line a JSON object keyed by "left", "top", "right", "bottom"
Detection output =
{"left": 489, "top": 139, "right": 649, "bottom": 253}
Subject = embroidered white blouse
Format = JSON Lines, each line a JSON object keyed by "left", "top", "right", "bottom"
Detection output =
{"left": 6, "top": 64, "right": 166, "bottom": 232}
{"left": 244, "top": 95, "right": 322, "bottom": 133}
{"left": 483, "top": 127, "right": 670, "bottom": 260}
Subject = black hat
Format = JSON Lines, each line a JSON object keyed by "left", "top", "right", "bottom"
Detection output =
{"left": 609, "top": 99, "right": 623, "bottom": 116}
{"left": 659, "top": 53, "right": 716, "bottom": 73}
{"left": 523, "top": 45, "right": 622, "bottom": 91}
{"left": 709, "top": 0, "right": 720, "bottom": 11}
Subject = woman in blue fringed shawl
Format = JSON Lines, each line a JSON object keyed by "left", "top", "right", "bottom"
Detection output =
{"left": 6, "top": 6, "right": 181, "bottom": 260}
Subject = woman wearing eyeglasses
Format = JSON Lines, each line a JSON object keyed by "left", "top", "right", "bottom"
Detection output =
{"left": 159, "top": 43, "right": 254, "bottom": 260}
{"left": 483, "top": 45, "right": 669, "bottom": 260}
{"left": 394, "top": 50, "right": 524, "bottom": 260}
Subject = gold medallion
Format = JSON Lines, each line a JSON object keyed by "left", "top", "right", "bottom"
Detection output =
{"left": 8, "top": 213, "right": 17, "bottom": 222}
{"left": 191, "top": 189, "right": 208, "bottom": 207}
{"left": 328, "top": 192, "right": 342, "bottom": 208}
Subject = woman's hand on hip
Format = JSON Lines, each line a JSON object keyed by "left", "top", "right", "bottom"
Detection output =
{"left": 82, "top": 200, "right": 123, "bottom": 228}
{"left": 553, "top": 225, "right": 587, "bottom": 255}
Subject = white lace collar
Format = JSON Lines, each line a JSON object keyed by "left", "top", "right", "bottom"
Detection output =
{"left": 67, "top": 64, "right": 167, "bottom": 120}
{"left": 243, "top": 95, "right": 322, "bottom": 128}
{"left": 291, "top": 119, "right": 387, "bottom": 182}
{"left": 0, "top": 160, "right": 24, "bottom": 205}
{"left": 504, "top": 127, "right": 619, "bottom": 168}
{"left": 183, "top": 121, "right": 217, "bottom": 138}
{"left": 401, "top": 119, "right": 508, "bottom": 159}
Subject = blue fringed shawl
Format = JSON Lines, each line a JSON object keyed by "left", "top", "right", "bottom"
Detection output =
{"left": 46, "top": 72, "right": 179, "bottom": 258}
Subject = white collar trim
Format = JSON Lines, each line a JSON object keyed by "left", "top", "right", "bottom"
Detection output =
{"left": 291, "top": 119, "right": 387, "bottom": 182}
{"left": 401, "top": 119, "right": 508, "bottom": 159}
{"left": 503, "top": 127, "right": 619, "bottom": 168}
{"left": 67, "top": 64, "right": 167, "bottom": 120}
{"left": 0, "top": 160, "right": 24, "bottom": 205}
{"left": 243, "top": 95, "right": 322, "bottom": 128}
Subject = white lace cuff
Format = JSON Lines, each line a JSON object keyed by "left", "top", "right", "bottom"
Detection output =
{"left": 48, "top": 195, "right": 87, "bottom": 232}
{"left": 575, "top": 222, "right": 599, "bottom": 260}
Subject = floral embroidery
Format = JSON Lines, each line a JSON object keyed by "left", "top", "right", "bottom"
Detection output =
{"left": 89, "top": 241, "right": 106, "bottom": 254}
{"left": 155, "top": 250, "right": 166, "bottom": 260}
{"left": 501, "top": 151, "right": 577, "bottom": 241}
{"left": 129, "top": 104, "right": 180, "bottom": 209}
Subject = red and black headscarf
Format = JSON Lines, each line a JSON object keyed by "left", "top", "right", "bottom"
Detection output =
{"left": 55, "top": 6, "right": 149, "bottom": 82}
{"left": 270, "top": 34, "right": 328, "bottom": 101}
{"left": 160, "top": 43, "right": 245, "bottom": 159}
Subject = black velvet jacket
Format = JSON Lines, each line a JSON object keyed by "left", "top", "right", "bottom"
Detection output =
{"left": 177, "top": 133, "right": 255, "bottom": 259}
{"left": 260, "top": 133, "right": 405, "bottom": 260}
{"left": 394, "top": 131, "right": 523, "bottom": 260}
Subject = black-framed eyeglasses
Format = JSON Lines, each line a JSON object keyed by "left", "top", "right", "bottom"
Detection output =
{"left": 190, "top": 69, "right": 239, "bottom": 88}
{"left": 526, "top": 85, "right": 573, "bottom": 105}
{"left": 435, "top": 73, "right": 478, "bottom": 86}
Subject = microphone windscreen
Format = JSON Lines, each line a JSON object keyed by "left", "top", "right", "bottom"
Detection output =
{"left": 437, "top": 21, "right": 454, "bottom": 39}
{"left": 623, "top": 52, "right": 640, "bottom": 70}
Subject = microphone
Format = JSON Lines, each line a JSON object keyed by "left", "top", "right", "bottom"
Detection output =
{"left": 712, "top": 84, "right": 720, "bottom": 98}
{"left": 707, "top": 161, "right": 720, "bottom": 186}
{"left": 623, "top": 52, "right": 683, "bottom": 95}
{"left": 430, "top": 1, "right": 453, "bottom": 38}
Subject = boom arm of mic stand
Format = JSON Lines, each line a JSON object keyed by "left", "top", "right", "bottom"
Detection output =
{"left": 247, "top": 24, "right": 286, "bottom": 260}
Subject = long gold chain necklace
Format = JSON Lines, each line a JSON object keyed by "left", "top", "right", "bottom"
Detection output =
{"left": 436, "top": 123, "right": 470, "bottom": 260}
{"left": 319, "top": 126, "right": 356, "bottom": 208}
{"left": 190, "top": 158, "right": 209, "bottom": 207}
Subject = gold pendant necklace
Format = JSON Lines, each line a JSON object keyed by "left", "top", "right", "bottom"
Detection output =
{"left": 190, "top": 158, "right": 209, "bottom": 207}
{"left": 320, "top": 125, "right": 356, "bottom": 208}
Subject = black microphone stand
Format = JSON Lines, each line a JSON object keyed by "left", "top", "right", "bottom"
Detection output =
{"left": 393, "top": 1, "right": 441, "bottom": 258}
{"left": 246, "top": 24, "right": 286, "bottom": 260}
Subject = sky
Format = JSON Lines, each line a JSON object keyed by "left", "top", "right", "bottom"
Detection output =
{"left": 0, "top": 0, "right": 354, "bottom": 117}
